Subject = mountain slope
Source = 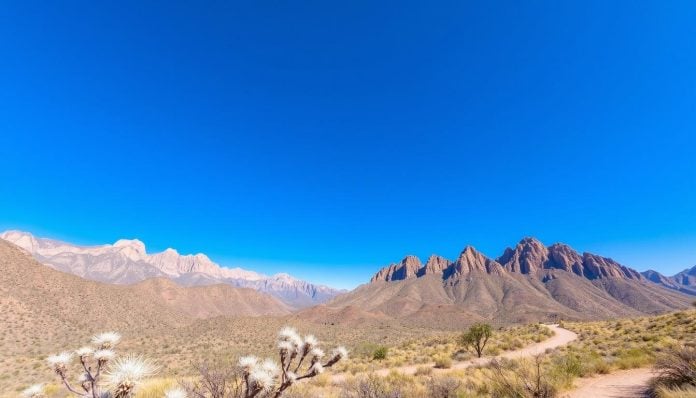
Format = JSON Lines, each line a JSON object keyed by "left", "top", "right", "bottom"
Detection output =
{"left": 320, "top": 238, "right": 690, "bottom": 326}
{"left": 130, "top": 278, "right": 291, "bottom": 318}
{"left": 0, "top": 239, "right": 290, "bottom": 332}
{"left": 642, "top": 265, "right": 696, "bottom": 295}
{"left": 0, "top": 230, "right": 342, "bottom": 308}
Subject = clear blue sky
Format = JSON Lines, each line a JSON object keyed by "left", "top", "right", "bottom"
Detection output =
{"left": 1, "top": 1, "right": 695, "bottom": 289}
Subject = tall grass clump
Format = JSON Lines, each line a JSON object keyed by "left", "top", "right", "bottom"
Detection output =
{"left": 487, "top": 356, "right": 557, "bottom": 398}
{"left": 649, "top": 346, "right": 696, "bottom": 397}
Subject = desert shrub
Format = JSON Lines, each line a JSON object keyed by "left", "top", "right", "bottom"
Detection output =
{"left": 426, "top": 376, "right": 461, "bottom": 398}
{"left": 413, "top": 366, "right": 433, "bottom": 376}
{"left": 433, "top": 354, "right": 452, "bottom": 369}
{"left": 652, "top": 385, "right": 696, "bottom": 398}
{"left": 340, "top": 374, "right": 403, "bottom": 398}
{"left": 615, "top": 348, "right": 653, "bottom": 369}
{"left": 372, "top": 346, "right": 388, "bottom": 361}
{"left": 649, "top": 346, "right": 696, "bottom": 396}
{"left": 487, "top": 356, "right": 557, "bottom": 398}
{"left": 459, "top": 323, "right": 493, "bottom": 358}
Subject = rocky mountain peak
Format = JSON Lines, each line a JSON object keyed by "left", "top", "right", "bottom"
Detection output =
{"left": 497, "top": 237, "right": 548, "bottom": 274}
{"left": 686, "top": 265, "right": 696, "bottom": 276}
{"left": 421, "top": 254, "right": 452, "bottom": 276}
{"left": 113, "top": 239, "right": 147, "bottom": 259}
{"left": 370, "top": 255, "right": 423, "bottom": 282}
{"left": 451, "top": 246, "right": 503, "bottom": 276}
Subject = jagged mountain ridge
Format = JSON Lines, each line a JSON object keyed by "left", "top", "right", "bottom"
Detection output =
{"left": 0, "top": 230, "right": 341, "bottom": 308}
{"left": 642, "top": 265, "right": 696, "bottom": 295}
{"left": 371, "top": 238, "right": 642, "bottom": 283}
{"left": 320, "top": 237, "right": 690, "bottom": 327}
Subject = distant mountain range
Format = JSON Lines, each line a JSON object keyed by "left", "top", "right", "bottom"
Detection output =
{"left": 641, "top": 266, "right": 696, "bottom": 295}
{"left": 0, "top": 230, "right": 342, "bottom": 308}
{"left": 307, "top": 237, "right": 692, "bottom": 327}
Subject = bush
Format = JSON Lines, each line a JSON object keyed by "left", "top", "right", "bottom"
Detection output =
{"left": 340, "top": 374, "right": 402, "bottom": 398}
{"left": 488, "top": 356, "right": 558, "bottom": 398}
{"left": 426, "top": 376, "right": 461, "bottom": 398}
{"left": 372, "top": 346, "right": 388, "bottom": 361}
{"left": 650, "top": 346, "right": 696, "bottom": 395}
{"left": 434, "top": 354, "right": 452, "bottom": 369}
{"left": 616, "top": 348, "right": 653, "bottom": 370}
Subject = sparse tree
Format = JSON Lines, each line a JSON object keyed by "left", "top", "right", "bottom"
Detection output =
{"left": 459, "top": 323, "right": 492, "bottom": 358}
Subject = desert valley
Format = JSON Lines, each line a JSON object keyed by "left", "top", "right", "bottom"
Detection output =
{"left": 2, "top": 231, "right": 695, "bottom": 397}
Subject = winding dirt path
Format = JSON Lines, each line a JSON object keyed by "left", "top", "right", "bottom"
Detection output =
{"left": 331, "top": 324, "right": 578, "bottom": 382}
{"left": 563, "top": 368, "right": 654, "bottom": 398}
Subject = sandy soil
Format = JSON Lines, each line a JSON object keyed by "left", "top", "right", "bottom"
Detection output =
{"left": 563, "top": 368, "right": 655, "bottom": 398}
{"left": 331, "top": 324, "right": 578, "bottom": 382}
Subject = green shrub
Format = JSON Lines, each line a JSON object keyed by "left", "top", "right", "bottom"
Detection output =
{"left": 372, "top": 346, "right": 388, "bottom": 360}
{"left": 615, "top": 348, "right": 652, "bottom": 369}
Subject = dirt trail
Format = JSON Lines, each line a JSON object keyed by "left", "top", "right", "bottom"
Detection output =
{"left": 563, "top": 368, "right": 654, "bottom": 398}
{"left": 331, "top": 324, "right": 578, "bottom": 382}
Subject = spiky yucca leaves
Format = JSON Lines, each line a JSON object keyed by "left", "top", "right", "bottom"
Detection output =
{"left": 25, "top": 331, "right": 158, "bottom": 398}
{"left": 104, "top": 355, "right": 158, "bottom": 398}
{"left": 236, "top": 326, "right": 348, "bottom": 398}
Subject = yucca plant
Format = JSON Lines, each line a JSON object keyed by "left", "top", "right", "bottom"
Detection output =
{"left": 183, "top": 326, "right": 348, "bottom": 398}
{"left": 25, "top": 332, "right": 158, "bottom": 398}
{"left": 24, "top": 326, "right": 347, "bottom": 398}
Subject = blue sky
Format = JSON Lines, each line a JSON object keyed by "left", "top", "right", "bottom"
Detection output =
{"left": 0, "top": 1, "right": 695, "bottom": 289}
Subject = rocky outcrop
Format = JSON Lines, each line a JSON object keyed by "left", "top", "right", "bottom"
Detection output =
{"left": 450, "top": 246, "right": 504, "bottom": 276}
{"left": 370, "top": 255, "right": 422, "bottom": 282}
{"left": 420, "top": 255, "right": 452, "bottom": 276}
{"left": 581, "top": 253, "right": 642, "bottom": 280}
{"left": 497, "top": 237, "right": 548, "bottom": 273}
{"left": 547, "top": 243, "right": 585, "bottom": 274}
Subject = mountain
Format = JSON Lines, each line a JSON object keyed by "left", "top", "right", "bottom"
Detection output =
{"left": 0, "top": 239, "right": 289, "bottom": 340}
{"left": 318, "top": 237, "right": 690, "bottom": 327}
{"left": 642, "top": 265, "right": 696, "bottom": 295}
{"left": 0, "top": 230, "right": 341, "bottom": 308}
